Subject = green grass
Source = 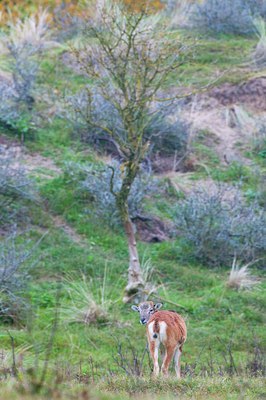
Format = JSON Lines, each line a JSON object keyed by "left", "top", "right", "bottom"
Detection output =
{"left": 166, "top": 32, "right": 257, "bottom": 87}
{"left": 25, "top": 143, "right": 264, "bottom": 379}
{"left": 2, "top": 196, "right": 265, "bottom": 371}
{"left": 0, "top": 376, "right": 265, "bottom": 399}
{"left": 210, "top": 161, "right": 254, "bottom": 182}
{"left": 193, "top": 143, "right": 220, "bottom": 168}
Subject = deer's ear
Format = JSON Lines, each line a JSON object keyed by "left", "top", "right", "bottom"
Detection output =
{"left": 131, "top": 305, "right": 139, "bottom": 312}
{"left": 154, "top": 303, "right": 162, "bottom": 310}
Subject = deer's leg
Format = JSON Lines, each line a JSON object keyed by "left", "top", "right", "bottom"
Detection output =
{"left": 161, "top": 344, "right": 175, "bottom": 376}
{"left": 174, "top": 345, "right": 182, "bottom": 378}
{"left": 149, "top": 339, "right": 160, "bottom": 377}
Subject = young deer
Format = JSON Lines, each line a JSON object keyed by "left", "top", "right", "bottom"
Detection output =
{"left": 132, "top": 301, "right": 187, "bottom": 377}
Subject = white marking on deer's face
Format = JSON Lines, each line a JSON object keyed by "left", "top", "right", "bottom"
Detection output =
{"left": 131, "top": 301, "right": 162, "bottom": 325}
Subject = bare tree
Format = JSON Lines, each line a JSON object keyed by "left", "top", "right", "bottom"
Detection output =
{"left": 71, "top": 0, "right": 193, "bottom": 302}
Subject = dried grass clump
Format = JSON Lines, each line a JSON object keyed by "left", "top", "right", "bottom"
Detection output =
{"left": 62, "top": 269, "right": 118, "bottom": 325}
{"left": 227, "top": 258, "right": 260, "bottom": 290}
{"left": 7, "top": 10, "right": 51, "bottom": 48}
{"left": 141, "top": 257, "right": 164, "bottom": 300}
{"left": 226, "top": 106, "right": 266, "bottom": 155}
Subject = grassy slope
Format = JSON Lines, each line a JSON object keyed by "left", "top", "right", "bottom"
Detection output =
{"left": 0, "top": 32, "right": 265, "bottom": 399}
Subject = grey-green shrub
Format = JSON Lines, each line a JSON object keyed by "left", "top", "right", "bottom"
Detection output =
{"left": 0, "top": 149, "right": 35, "bottom": 227}
{"left": 144, "top": 105, "right": 190, "bottom": 159}
{"left": 0, "top": 11, "right": 55, "bottom": 136}
{"left": 67, "top": 90, "right": 189, "bottom": 167}
{"left": 172, "top": 185, "right": 266, "bottom": 266}
{"left": 190, "top": 0, "right": 265, "bottom": 35}
{"left": 0, "top": 231, "right": 39, "bottom": 323}
{"left": 64, "top": 161, "right": 157, "bottom": 227}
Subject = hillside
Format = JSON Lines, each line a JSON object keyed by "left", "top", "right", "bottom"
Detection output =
{"left": 0, "top": 2, "right": 265, "bottom": 399}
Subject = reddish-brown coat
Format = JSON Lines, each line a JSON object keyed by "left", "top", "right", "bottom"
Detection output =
{"left": 146, "top": 310, "right": 187, "bottom": 377}
{"left": 147, "top": 310, "right": 186, "bottom": 346}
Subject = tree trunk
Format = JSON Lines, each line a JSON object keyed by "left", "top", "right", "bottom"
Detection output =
{"left": 114, "top": 163, "right": 144, "bottom": 303}
{"left": 123, "top": 217, "right": 144, "bottom": 304}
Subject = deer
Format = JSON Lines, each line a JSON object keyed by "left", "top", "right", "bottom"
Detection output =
{"left": 132, "top": 301, "right": 187, "bottom": 378}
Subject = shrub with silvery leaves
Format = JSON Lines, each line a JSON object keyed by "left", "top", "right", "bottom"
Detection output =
{"left": 145, "top": 103, "right": 190, "bottom": 159}
{"left": 190, "top": 0, "right": 265, "bottom": 35}
{"left": 66, "top": 89, "right": 125, "bottom": 156}
{"left": 64, "top": 161, "right": 156, "bottom": 227}
{"left": 0, "top": 231, "right": 40, "bottom": 323}
{"left": 67, "top": 89, "right": 189, "bottom": 163}
{"left": 0, "top": 148, "right": 35, "bottom": 227}
{"left": 172, "top": 184, "right": 266, "bottom": 267}
{"left": 0, "top": 10, "right": 56, "bottom": 132}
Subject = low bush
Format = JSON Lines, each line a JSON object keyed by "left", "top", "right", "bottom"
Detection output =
{"left": 66, "top": 91, "right": 189, "bottom": 171}
{"left": 0, "top": 231, "right": 40, "bottom": 324}
{"left": 190, "top": 0, "right": 265, "bottom": 35}
{"left": 63, "top": 161, "right": 157, "bottom": 227}
{"left": 0, "top": 10, "right": 56, "bottom": 139}
{"left": 144, "top": 105, "right": 190, "bottom": 165}
{"left": 172, "top": 184, "right": 266, "bottom": 267}
{"left": 66, "top": 89, "right": 124, "bottom": 156}
{"left": 0, "top": 148, "right": 35, "bottom": 228}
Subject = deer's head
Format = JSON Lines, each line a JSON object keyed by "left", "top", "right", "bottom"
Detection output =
{"left": 131, "top": 301, "right": 162, "bottom": 325}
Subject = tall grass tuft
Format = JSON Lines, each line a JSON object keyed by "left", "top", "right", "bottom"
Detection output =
{"left": 253, "top": 17, "right": 266, "bottom": 68}
{"left": 7, "top": 10, "right": 51, "bottom": 47}
{"left": 227, "top": 258, "right": 260, "bottom": 290}
{"left": 62, "top": 267, "right": 119, "bottom": 325}
{"left": 141, "top": 256, "right": 164, "bottom": 300}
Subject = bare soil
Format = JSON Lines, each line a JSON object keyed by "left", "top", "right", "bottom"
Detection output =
{"left": 185, "top": 77, "right": 266, "bottom": 164}
{"left": 0, "top": 136, "right": 61, "bottom": 178}
{"left": 204, "top": 77, "right": 266, "bottom": 112}
{"left": 50, "top": 214, "right": 88, "bottom": 246}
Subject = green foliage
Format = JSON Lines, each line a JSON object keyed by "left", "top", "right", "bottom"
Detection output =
{"left": 193, "top": 142, "right": 220, "bottom": 168}
{"left": 210, "top": 162, "right": 255, "bottom": 183}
